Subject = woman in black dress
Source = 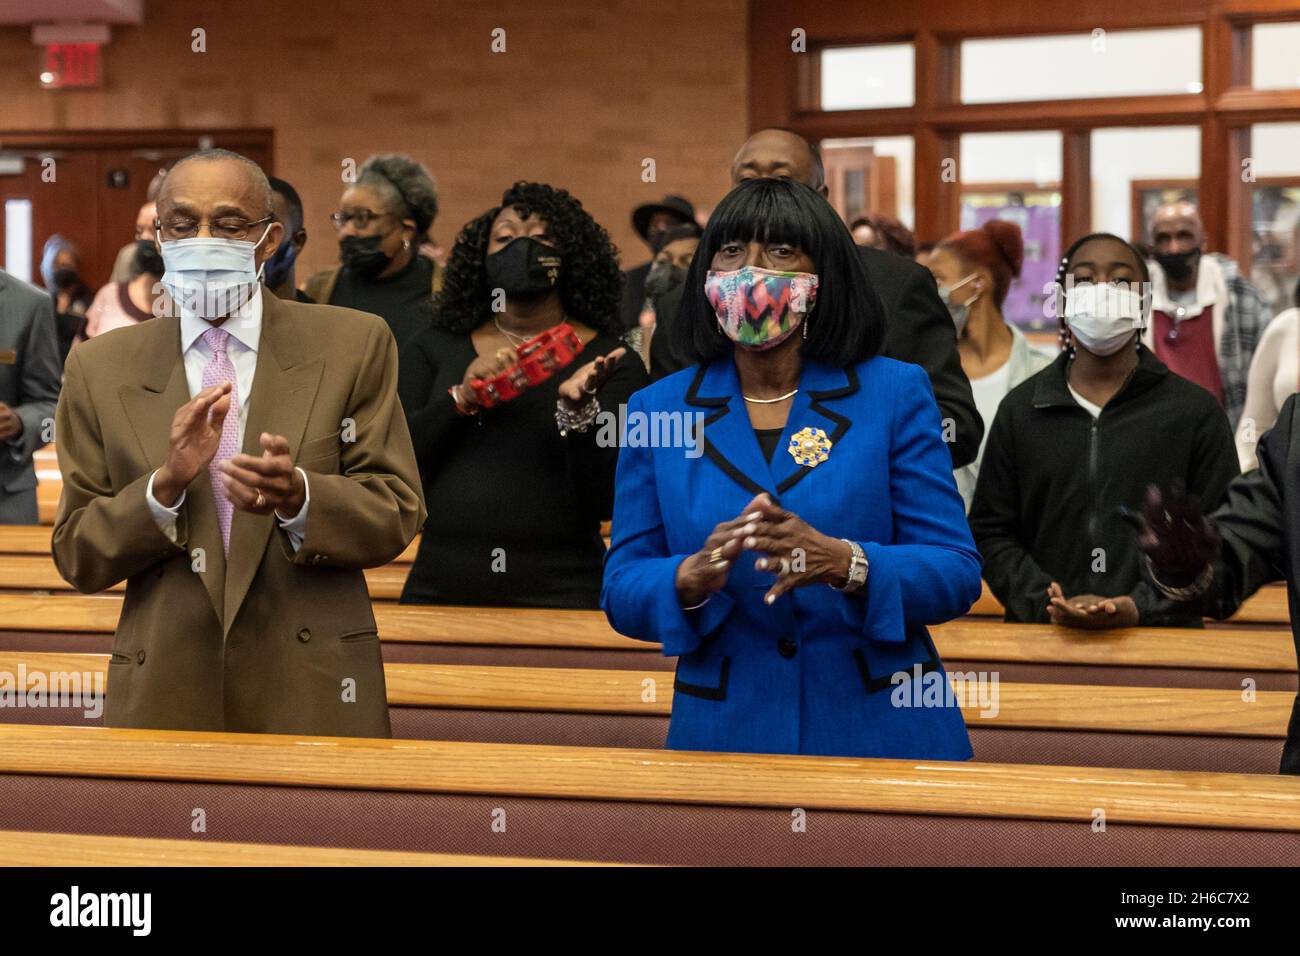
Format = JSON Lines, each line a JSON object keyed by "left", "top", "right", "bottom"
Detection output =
{"left": 399, "top": 182, "right": 649, "bottom": 607}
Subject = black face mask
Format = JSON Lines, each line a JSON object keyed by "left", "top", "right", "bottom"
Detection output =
{"left": 52, "top": 268, "right": 79, "bottom": 290}
{"left": 263, "top": 236, "right": 300, "bottom": 289}
{"left": 134, "top": 238, "right": 165, "bottom": 278}
{"left": 644, "top": 262, "right": 686, "bottom": 300}
{"left": 340, "top": 234, "right": 393, "bottom": 280}
{"left": 1155, "top": 247, "right": 1200, "bottom": 282}
{"left": 485, "top": 237, "right": 562, "bottom": 299}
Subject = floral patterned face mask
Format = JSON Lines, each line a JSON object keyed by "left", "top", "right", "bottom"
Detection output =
{"left": 704, "top": 266, "right": 820, "bottom": 351}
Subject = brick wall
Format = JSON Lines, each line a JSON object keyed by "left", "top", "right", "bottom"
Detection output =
{"left": 0, "top": 0, "right": 749, "bottom": 278}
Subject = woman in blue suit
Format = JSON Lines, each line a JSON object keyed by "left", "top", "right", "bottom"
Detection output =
{"left": 600, "top": 178, "right": 982, "bottom": 759}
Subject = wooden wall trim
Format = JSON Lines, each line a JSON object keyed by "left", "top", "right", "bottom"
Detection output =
{"left": 749, "top": 0, "right": 1300, "bottom": 255}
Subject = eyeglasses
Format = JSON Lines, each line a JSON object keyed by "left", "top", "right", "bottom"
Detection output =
{"left": 157, "top": 216, "right": 273, "bottom": 242}
{"left": 329, "top": 209, "right": 392, "bottom": 230}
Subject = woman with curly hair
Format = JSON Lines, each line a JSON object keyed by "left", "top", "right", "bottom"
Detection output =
{"left": 398, "top": 182, "right": 649, "bottom": 607}
{"left": 305, "top": 153, "right": 441, "bottom": 349}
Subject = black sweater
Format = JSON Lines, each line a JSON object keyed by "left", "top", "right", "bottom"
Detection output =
{"left": 328, "top": 254, "right": 434, "bottom": 350}
{"left": 969, "top": 346, "right": 1240, "bottom": 625}
{"left": 397, "top": 325, "right": 648, "bottom": 608}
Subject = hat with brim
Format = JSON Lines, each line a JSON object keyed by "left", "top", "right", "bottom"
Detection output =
{"left": 632, "top": 195, "right": 696, "bottom": 241}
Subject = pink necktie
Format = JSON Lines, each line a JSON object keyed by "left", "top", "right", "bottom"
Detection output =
{"left": 201, "top": 328, "right": 240, "bottom": 555}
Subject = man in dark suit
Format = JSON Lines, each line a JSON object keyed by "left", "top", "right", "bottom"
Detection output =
{"left": 0, "top": 269, "right": 62, "bottom": 523}
{"left": 1139, "top": 393, "right": 1300, "bottom": 775}
{"left": 618, "top": 194, "right": 696, "bottom": 332}
{"left": 653, "top": 129, "right": 982, "bottom": 468}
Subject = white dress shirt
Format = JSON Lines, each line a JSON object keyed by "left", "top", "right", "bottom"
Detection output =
{"left": 145, "top": 287, "right": 310, "bottom": 549}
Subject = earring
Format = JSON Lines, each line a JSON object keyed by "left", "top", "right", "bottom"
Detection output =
{"left": 802, "top": 318, "right": 809, "bottom": 341}
{"left": 403, "top": 239, "right": 411, "bottom": 250}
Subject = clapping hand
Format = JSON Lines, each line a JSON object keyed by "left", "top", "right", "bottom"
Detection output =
{"left": 219, "top": 432, "right": 305, "bottom": 518}
{"left": 675, "top": 493, "right": 771, "bottom": 608}
{"left": 739, "top": 494, "right": 853, "bottom": 605}
{"left": 152, "top": 384, "right": 232, "bottom": 507}
{"left": 559, "top": 348, "right": 625, "bottom": 408}
{"left": 1130, "top": 483, "right": 1220, "bottom": 589}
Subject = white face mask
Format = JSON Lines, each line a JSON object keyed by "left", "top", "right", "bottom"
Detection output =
{"left": 937, "top": 272, "right": 979, "bottom": 336}
{"left": 159, "top": 223, "right": 272, "bottom": 321}
{"left": 1064, "top": 282, "right": 1145, "bottom": 356}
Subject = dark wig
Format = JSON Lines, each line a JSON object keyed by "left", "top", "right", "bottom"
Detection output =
{"left": 670, "top": 177, "right": 886, "bottom": 368}
{"left": 433, "top": 181, "right": 623, "bottom": 335}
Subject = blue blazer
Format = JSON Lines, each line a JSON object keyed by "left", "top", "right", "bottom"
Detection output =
{"left": 601, "top": 355, "right": 982, "bottom": 759}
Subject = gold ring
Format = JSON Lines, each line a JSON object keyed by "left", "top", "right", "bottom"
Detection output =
{"left": 709, "top": 546, "right": 725, "bottom": 564}
{"left": 255, "top": 491, "right": 266, "bottom": 509}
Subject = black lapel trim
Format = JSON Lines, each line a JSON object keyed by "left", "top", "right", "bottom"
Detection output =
{"left": 853, "top": 638, "right": 941, "bottom": 695}
{"left": 688, "top": 363, "right": 772, "bottom": 499}
{"left": 683, "top": 363, "right": 727, "bottom": 409}
{"left": 673, "top": 656, "right": 731, "bottom": 701}
{"left": 702, "top": 427, "right": 769, "bottom": 498}
{"left": 775, "top": 365, "right": 859, "bottom": 495}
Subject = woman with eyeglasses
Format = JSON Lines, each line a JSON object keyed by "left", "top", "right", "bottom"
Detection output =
{"left": 397, "top": 182, "right": 649, "bottom": 608}
{"left": 305, "top": 153, "right": 441, "bottom": 350}
{"left": 969, "top": 232, "right": 1239, "bottom": 628}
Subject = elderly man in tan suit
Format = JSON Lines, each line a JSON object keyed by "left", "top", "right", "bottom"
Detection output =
{"left": 53, "top": 149, "right": 426, "bottom": 737}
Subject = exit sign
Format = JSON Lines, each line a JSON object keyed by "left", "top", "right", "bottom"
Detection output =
{"left": 40, "top": 43, "right": 102, "bottom": 89}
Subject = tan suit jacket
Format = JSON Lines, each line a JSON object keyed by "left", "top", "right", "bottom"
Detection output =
{"left": 52, "top": 293, "right": 427, "bottom": 737}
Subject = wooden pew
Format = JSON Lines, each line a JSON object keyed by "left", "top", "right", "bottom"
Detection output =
{"left": 0, "top": 723, "right": 1296, "bottom": 865}
{"left": 35, "top": 447, "right": 58, "bottom": 526}
{"left": 0, "top": 593, "right": 1294, "bottom": 689}
{"left": 0, "top": 829, "right": 619, "bottom": 867}
{"left": 0, "top": 534, "right": 1287, "bottom": 623}
{"left": 0, "top": 651, "right": 1290, "bottom": 774}
{"left": 0, "top": 554, "right": 411, "bottom": 601}
{"left": 0, "top": 523, "right": 422, "bottom": 561}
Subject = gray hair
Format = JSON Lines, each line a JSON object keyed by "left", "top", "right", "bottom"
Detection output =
{"left": 162, "top": 148, "right": 274, "bottom": 217}
{"left": 357, "top": 153, "right": 439, "bottom": 235}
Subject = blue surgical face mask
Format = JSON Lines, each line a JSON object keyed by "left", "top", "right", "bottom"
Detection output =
{"left": 262, "top": 234, "right": 300, "bottom": 289}
{"left": 159, "top": 223, "right": 273, "bottom": 321}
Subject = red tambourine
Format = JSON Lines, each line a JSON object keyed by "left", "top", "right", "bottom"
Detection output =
{"left": 467, "top": 323, "right": 584, "bottom": 407}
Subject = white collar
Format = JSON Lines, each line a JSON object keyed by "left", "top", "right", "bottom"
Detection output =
{"left": 1149, "top": 254, "right": 1228, "bottom": 318}
{"left": 181, "top": 285, "right": 263, "bottom": 353}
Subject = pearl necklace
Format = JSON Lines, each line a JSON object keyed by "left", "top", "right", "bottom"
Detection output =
{"left": 742, "top": 388, "right": 798, "bottom": 404}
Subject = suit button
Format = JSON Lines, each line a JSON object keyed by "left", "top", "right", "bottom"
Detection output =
{"left": 777, "top": 638, "right": 797, "bottom": 658}
{"left": 136, "top": 650, "right": 146, "bottom": 665}
{"left": 297, "top": 628, "right": 311, "bottom": 643}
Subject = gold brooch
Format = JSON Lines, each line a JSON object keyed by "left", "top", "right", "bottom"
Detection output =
{"left": 788, "top": 426, "right": 832, "bottom": 467}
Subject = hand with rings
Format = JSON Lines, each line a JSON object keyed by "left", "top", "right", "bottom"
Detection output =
{"left": 674, "top": 494, "right": 773, "bottom": 609}
{"left": 219, "top": 431, "right": 306, "bottom": 518}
